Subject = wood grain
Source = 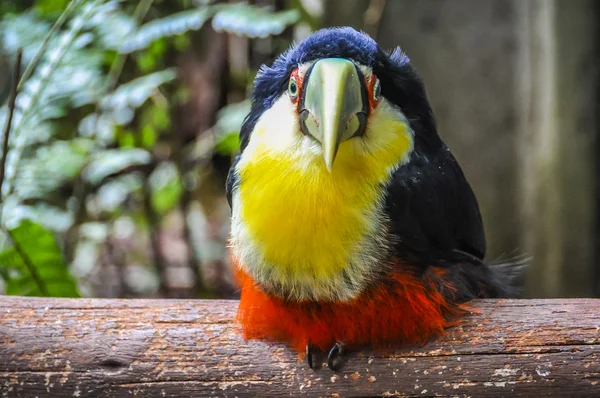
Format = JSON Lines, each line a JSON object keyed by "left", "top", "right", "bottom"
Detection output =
{"left": 1, "top": 298, "right": 599, "bottom": 397}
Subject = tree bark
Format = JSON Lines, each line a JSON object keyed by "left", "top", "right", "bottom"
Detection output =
{"left": 1, "top": 298, "right": 599, "bottom": 397}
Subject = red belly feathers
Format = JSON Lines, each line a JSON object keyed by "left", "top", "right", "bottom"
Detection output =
{"left": 234, "top": 262, "right": 466, "bottom": 354}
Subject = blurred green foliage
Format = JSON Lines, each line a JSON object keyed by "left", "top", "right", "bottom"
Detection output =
{"left": 0, "top": 221, "right": 79, "bottom": 296}
{"left": 0, "top": 0, "right": 309, "bottom": 297}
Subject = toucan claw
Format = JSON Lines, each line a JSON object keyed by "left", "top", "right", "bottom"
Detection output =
{"left": 327, "top": 341, "right": 345, "bottom": 371}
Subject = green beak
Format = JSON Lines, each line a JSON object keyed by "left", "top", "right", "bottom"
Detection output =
{"left": 300, "top": 58, "right": 367, "bottom": 172}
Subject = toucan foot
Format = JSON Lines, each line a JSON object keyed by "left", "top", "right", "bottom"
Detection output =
{"left": 327, "top": 341, "right": 345, "bottom": 371}
{"left": 306, "top": 342, "right": 314, "bottom": 369}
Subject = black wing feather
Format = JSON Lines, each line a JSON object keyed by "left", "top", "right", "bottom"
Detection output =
{"left": 226, "top": 155, "right": 241, "bottom": 208}
{"left": 385, "top": 146, "right": 486, "bottom": 263}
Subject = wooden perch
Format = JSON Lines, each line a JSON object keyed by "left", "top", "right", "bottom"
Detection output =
{"left": 0, "top": 298, "right": 599, "bottom": 397}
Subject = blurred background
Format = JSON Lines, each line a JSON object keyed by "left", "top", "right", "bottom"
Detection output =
{"left": 0, "top": 0, "right": 598, "bottom": 300}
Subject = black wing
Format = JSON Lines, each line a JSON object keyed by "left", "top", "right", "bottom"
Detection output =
{"left": 226, "top": 155, "right": 241, "bottom": 208}
{"left": 385, "top": 145, "right": 486, "bottom": 263}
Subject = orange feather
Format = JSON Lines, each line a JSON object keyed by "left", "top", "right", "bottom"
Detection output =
{"left": 235, "top": 260, "right": 466, "bottom": 354}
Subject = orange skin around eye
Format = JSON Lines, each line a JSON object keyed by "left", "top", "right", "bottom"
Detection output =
{"left": 289, "top": 68, "right": 380, "bottom": 113}
{"left": 366, "top": 73, "right": 380, "bottom": 112}
{"left": 290, "top": 68, "right": 302, "bottom": 108}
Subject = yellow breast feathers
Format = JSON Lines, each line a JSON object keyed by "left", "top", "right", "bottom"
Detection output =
{"left": 230, "top": 95, "right": 413, "bottom": 301}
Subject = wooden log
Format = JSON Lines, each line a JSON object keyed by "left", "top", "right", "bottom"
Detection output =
{"left": 0, "top": 298, "right": 599, "bottom": 397}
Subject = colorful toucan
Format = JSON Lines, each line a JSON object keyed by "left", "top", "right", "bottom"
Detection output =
{"left": 226, "top": 27, "right": 517, "bottom": 370}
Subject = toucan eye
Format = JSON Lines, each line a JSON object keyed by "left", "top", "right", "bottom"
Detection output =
{"left": 288, "top": 77, "right": 299, "bottom": 99}
{"left": 373, "top": 78, "right": 381, "bottom": 102}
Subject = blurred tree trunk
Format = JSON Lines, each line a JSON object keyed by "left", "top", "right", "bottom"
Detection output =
{"left": 324, "top": 0, "right": 370, "bottom": 30}
{"left": 377, "top": 0, "right": 523, "bottom": 264}
{"left": 517, "top": 0, "right": 599, "bottom": 297}
{"left": 376, "top": 0, "right": 599, "bottom": 297}
{"left": 176, "top": 27, "right": 230, "bottom": 297}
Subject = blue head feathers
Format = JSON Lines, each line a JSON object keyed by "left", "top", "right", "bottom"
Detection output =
{"left": 253, "top": 28, "right": 410, "bottom": 109}
{"left": 289, "top": 27, "right": 410, "bottom": 67}
{"left": 240, "top": 27, "right": 438, "bottom": 152}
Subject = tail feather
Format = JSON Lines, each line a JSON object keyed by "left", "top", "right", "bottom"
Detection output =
{"left": 487, "top": 252, "right": 530, "bottom": 298}
{"left": 426, "top": 249, "right": 529, "bottom": 302}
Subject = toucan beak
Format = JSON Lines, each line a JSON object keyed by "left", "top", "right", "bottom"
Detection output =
{"left": 300, "top": 58, "right": 367, "bottom": 172}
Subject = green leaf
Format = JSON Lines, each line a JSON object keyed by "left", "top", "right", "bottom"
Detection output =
{"left": 119, "top": 2, "right": 299, "bottom": 53}
{"left": 2, "top": 202, "right": 74, "bottom": 233}
{"left": 173, "top": 34, "right": 191, "bottom": 52}
{"left": 35, "top": 0, "right": 71, "bottom": 16}
{"left": 141, "top": 125, "right": 158, "bottom": 149}
{"left": 96, "top": 174, "right": 143, "bottom": 212}
{"left": 136, "top": 38, "right": 167, "bottom": 72}
{"left": 212, "top": 4, "right": 300, "bottom": 38}
{"left": 87, "top": 2, "right": 136, "bottom": 50}
{"left": 213, "top": 100, "right": 249, "bottom": 155}
{"left": 0, "top": 12, "right": 51, "bottom": 66}
{"left": 137, "top": 52, "right": 158, "bottom": 73}
{"left": 150, "top": 104, "right": 171, "bottom": 130}
{"left": 82, "top": 148, "right": 152, "bottom": 185}
{"left": 140, "top": 104, "right": 171, "bottom": 132}
{"left": 101, "top": 69, "right": 177, "bottom": 121}
{"left": 0, "top": 249, "right": 23, "bottom": 272}
{"left": 120, "top": 8, "right": 214, "bottom": 53}
{"left": 0, "top": 221, "right": 80, "bottom": 297}
{"left": 215, "top": 132, "right": 240, "bottom": 155}
{"left": 150, "top": 162, "right": 182, "bottom": 214}
{"left": 148, "top": 37, "right": 167, "bottom": 58}
{"left": 1, "top": 1, "right": 106, "bottom": 198}
{"left": 152, "top": 177, "right": 183, "bottom": 215}
{"left": 14, "top": 140, "right": 90, "bottom": 201}
{"left": 118, "top": 130, "right": 136, "bottom": 148}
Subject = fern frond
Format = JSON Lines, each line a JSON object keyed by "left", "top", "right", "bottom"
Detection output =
{"left": 121, "top": 8, "right": 214, "bottom": 53}
{"left": 3, "top": 0, "right": 103, "bottom": 197}
{"left": 212, "top": 4, "right": 299, "bottom": 38}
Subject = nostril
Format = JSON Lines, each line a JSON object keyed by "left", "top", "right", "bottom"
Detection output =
{"left": 352, "top": 112, "right": 368, "bottom": 138}
{"left": 300, "top": 109, "right": 319, "bottom": 136}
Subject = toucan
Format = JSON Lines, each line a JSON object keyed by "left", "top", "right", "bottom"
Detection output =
{"left": 226, "top": 27, "right": 518, "bottom": 370}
